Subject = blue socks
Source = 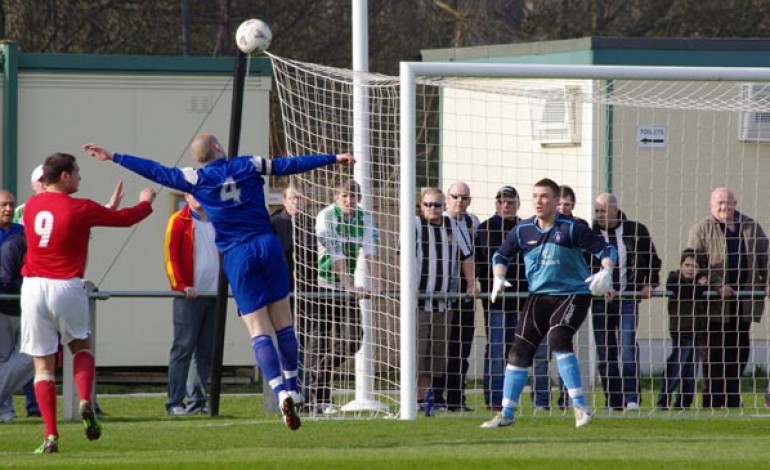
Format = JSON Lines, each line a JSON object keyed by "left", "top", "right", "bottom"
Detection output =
{"left": 251, "top": 335, "right": 285, "bottom": 402}
{"left": 275, "top": 325, "right": 299, "bottom": 393}
{"left": 501, "top": 364, "right": 528, "bottom": 419}
{"left": 555, "top": 352, "right": 587, "bottom": 407}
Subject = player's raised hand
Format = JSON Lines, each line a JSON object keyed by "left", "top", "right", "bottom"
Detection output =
{"left": 82, "top": 143, "right": 114, "bottom": 161}
{"left": 139, "top": 187, "right": 156, "bottom": 204}
{"left": 335, "top": 152, "right": 356, "bottom": 166}
{"left": 106, "top": 180, "right": 124, "bottom": 210}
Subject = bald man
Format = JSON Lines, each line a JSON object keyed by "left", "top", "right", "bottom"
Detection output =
{"left": 440, "top": 181, "right": 480, "bottom": 412}
{"left": 688, "top": 187, "right": 769, "bottom": 408}
{"left": 592, "top": 192, "right": 661, "bottom": 411}
{"left": 85, "top": 134, "right": 354, "bottom": 430}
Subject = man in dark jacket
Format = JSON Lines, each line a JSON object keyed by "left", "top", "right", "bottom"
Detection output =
{"left": 0, "top": 190, "right": 32, "bottom": 423}
{"left": 270, "top": 185, "right": 317, "bottom": 408}
{"left": 270, "top": 186, "right": 315, "bottom": 294}
{"left": 475, "top": 185, "right": 527, "bottom": 410}
{"left": 592, "top": 192, "right": 661, "bottom": 411}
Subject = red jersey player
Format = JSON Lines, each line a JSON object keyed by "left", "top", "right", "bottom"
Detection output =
{"left": 19, "top": 152, "right": 156, "bottom": 454}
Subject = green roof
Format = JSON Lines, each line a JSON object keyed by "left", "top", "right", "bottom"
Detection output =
{"left": 12, "top": 52, "right": 272, "bottom": 75}
{"left": 422, "top": 36, "right": 770, "bottom": 67}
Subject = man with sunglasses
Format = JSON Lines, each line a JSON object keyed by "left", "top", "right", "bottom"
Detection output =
{"left": 413, "top": 188, "right": 476, "bottom": 416}
{"left": 437, "top": 182, "right": 480, "bottom": 412}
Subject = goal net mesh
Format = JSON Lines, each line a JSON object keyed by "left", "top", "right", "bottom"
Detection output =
{"left": 269, "top": 53, "right": 770, "bottom": 418}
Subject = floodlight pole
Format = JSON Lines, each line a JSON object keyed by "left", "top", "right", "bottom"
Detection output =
{"left": 209, "top": 48, "right": 247, "bottom": 416}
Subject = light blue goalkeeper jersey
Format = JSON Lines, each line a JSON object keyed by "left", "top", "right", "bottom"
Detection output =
{"left": 493, "top": 214, "right": 617, "bottom": 295}
{"left": 113, "top": 152, "right": 336, "bottom": 252}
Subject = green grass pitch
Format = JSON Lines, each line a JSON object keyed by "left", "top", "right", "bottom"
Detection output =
{"left": 2, "top": 393, "right": 770, "bottom": 469}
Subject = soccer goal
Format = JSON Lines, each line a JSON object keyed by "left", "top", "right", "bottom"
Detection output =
{"left": 271, "top": 54, "right": 770, "bottom": 420}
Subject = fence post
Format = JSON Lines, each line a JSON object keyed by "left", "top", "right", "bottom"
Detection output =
{"left": 62, "top": 281, "right": 97, "bottom": 420}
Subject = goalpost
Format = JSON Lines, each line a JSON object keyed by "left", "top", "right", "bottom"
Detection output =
{"left": 271, "top": 54, "right": 770, "bottom": 420}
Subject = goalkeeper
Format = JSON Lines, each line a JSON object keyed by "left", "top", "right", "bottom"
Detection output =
{"left": 480, "top": 178, "right": 616, "bottom": 429}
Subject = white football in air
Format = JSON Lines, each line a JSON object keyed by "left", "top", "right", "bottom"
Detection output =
{"left": 236, "top": 18, "right": 272, "bottom": 55}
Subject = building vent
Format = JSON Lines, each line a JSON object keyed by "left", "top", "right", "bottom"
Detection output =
{"left": 529, "top": 86, "right": 581, "bottom": 144}
{"left": 739, "top": 83, "right": 770, "bottom": 143}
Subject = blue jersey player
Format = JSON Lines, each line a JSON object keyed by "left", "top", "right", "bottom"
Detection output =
{"left": 480, "top": 178, "right": 617, "bottom": 429}
{"left": 83, "top": 134, "right": 355, "bottom": 431}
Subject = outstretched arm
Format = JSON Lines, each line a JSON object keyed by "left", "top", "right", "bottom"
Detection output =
{"left": 84, "top": 143, "right": 114, "bottom": 161}
{"left": 83, "top": 143, "right": 195, "bottom": 193}
{"left": 268, "top": 152, "right": 356, "bottom": 176}
{"left": 335, "top": 153, "right": 356, "bottom": 166}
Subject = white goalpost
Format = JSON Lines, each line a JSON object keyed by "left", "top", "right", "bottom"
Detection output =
{"left": 398, "top": 62, "right": 770, "bottom": 419}
{"left": 271, "top": 54, "right": 770, "bottom": 421}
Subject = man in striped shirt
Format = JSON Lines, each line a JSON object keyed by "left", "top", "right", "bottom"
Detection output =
{"left": 414, "top": 187, "right": 477, "bottom": 414}
{"left": 440, "top": 182, "right": 480, "bottom": 412}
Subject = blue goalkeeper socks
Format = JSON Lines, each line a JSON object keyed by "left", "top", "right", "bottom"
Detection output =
{"left": 502, "top": 364, "right": 528, "bottom": 420}
{"left": 555, "top": 351, "right": 587, "bottom": 407}
{"left": 275, "top": 325, "right": 299, "bottom": 392}
{"left": 251, "top": 335, "right": 285, "bottom": 402}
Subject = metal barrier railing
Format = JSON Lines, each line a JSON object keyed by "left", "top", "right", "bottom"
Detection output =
{"left": 2, "top": 286, "right": 765, "bottom": 420}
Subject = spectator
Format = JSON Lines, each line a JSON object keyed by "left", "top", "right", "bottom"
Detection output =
{"left": 0, "top": 190, "right": 33, "bottom": 423}
{"left": 307, "top": 179, "right": 380, "bottom": 414}
{"left": 440, "top": 181, "right": 480, "bottom": 412}
{"left": 557, "top": 185, "right": 588, "bottom": 226}
{"left": 163, "top": 193, "right": 218, "bottom": 416}
{"left": 13, "top": 165, "right": 45, "bottom": 224}
{"left": 481, "top": 178, "right": 617, "bottom": 429}
{"left": 687, "top": 187, "right": 769, "bottom": 408}
{"left": 11, "top": 167, "right": 44, "bottom": 419}
{"left": 270, "top": 185, "right": 316, "bottom": 404}
{"left": 475, "top": 185, "right": 525, "bottom": 411}
{"left": 85, "top": 135, "right": 355, "bottom": 432}
{"left": 592, "top": 192, "right": 661, "bottom": 411}
{"left": 20, "top": 152, "right": 155, "bottom": 453}
{"left": 413, "top": 188, "right": 476, "bottom": 415}
{"left": 272, "top": 186, "right": 300, "bottom": 289}
{"left": 656, "top": 249, "right": 708, "bottom": 410}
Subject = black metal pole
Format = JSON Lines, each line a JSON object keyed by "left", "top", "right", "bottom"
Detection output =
{"left": 209, "top": 48, "right": 248, "bottom": 416}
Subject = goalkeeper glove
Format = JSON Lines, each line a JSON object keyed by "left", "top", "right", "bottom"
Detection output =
{"left": 490, "top": 276, "right": 512, "bottom": 303}
{"left": 586, "top": 267, "right": 613, "bottom": 297}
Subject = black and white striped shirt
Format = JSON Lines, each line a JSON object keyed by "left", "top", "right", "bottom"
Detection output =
{"left": 445, "top": 211, "right": 479, "bottom": 293}
{"left": 415, "top": 215, "right": 473, "bottom": 312}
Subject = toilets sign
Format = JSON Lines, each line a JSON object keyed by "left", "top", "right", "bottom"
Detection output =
{"left": 637, "top": 125, "right": 667, "bottom": 149}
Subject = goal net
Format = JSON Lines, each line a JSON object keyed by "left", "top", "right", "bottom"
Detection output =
{"left": 270, "top": 54, "right": 770, "bottom": 420}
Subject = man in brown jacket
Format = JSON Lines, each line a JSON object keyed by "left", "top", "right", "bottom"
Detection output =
{"left": 687, "top": 187, "right": 769, "bottom": 408}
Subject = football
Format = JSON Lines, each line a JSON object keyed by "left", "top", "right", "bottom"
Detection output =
{"left": 235, "top": 18, "right": 272, "bottom": 55}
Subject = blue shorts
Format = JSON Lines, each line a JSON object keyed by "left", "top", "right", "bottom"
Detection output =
{"left": 223, "top": 233, "right": 290, "bottom": 314}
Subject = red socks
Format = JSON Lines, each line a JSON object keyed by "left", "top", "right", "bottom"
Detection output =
{"left": 33, "top": 350, "right": 95, "bottom": 440}
{"left": 73, "top": 350, "right": 95, "bottom": 402}
{"left": 34, "top": 379, "right": 58, "bottom": 438}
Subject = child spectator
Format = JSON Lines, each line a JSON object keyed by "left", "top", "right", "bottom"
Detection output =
{"left": 656, "top": 249, "right": 708, "bottom": 410}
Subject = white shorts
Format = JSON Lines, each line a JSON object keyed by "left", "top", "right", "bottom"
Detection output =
{"left": 20, "top": 277, "right": 90, "bottom": 356}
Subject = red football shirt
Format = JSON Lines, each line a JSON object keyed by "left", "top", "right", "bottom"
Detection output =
{"left": 22, "top": 192, "right": 153, "bottom": 279}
